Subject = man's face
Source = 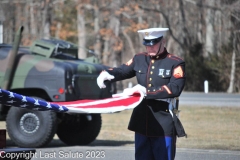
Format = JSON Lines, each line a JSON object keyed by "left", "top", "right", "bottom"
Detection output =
{"left": 146, "top": 39, "right": 164, "bottom": 56}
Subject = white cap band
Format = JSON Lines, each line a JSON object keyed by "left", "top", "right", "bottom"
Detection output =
{"left": 138, "top": 28, "right": 169, "bottom": 40}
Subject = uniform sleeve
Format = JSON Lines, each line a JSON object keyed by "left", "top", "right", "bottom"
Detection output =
{"left": 146, "top": 61, "right": 186, "bottom": 99}
{"left": 105, "top": 57, "right": 136, "bottom": 82}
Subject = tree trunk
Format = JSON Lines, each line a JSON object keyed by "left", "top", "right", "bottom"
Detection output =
{"left": 227, "top": 33, "right": 236, "bottom": 93}
{"left": 205, "top": 0, "right": 215, "bottom": 57}
{"left": 41, "top": 0, "right": 51, "bottom": 39}
{"left": 54, "top": 0, "right": 64, "bottom": 39}
{"left": 109, "top": 17, "right": 120, "bottom": 67}
{"left": 102, "top": 37, "right": 109, "bottom": 65}
{"left": 93, "top": 4, "right": 101, "bottom": 60}
{"left": 178, "top": 0, "right": 191, "bottom": 49}
{"left": 77, "top": 3, "right": 86, "bottom": 59}
{"left": 23, "top": 2, "right": 30, "bottom": 45}
{"left": 30, "top": 1, "right": 37, "bottom": 39}
{"left": 197, "top": 0, "right": 204, "bottom": 43}
{"left": 122, "top": 27, "right": 136, "bottom": 57}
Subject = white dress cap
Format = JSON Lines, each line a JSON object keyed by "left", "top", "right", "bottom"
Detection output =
{"left": 138, "top": 28, "right": 169, "bottom": 40}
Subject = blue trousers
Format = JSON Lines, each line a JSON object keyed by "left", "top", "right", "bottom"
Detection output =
{"left": 135, "top": 133, "right": 176, "bottom": 160}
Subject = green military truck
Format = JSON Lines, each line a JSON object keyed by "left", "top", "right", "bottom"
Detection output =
{"left": 0, "top": 27, "right": 116, "bottom": 148}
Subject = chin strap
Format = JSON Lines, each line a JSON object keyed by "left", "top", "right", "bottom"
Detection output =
{"left": 156, "top": 42, "right": 162, "bottom": 56}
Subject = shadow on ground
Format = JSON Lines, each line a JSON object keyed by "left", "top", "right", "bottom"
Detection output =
{"left": 6, "top": 139, "right": 134, "bottom": 148}
{"left": 90, "top": 139, "right": 134, "bottom": 146}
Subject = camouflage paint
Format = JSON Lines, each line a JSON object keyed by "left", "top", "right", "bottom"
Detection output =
{"left": 2, "top": 26, "right": 24, "bottom": 90}
{"left": 0, "top": 39, "right": 113, "bottom": 103}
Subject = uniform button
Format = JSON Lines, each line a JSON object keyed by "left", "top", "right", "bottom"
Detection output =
{"left": 139, "top": 70, "right": 141, "bottom": 73}
{"left": 151, "top": 60, "right": 154, "bottom": 63}
{"left": 148, "top": 84, "right": 151, "bottom": 87}
{"left": 162, "top": 75, "right": 165, "bottom": 78}
{"left": 156, "top": 56, "right": 159, "bottom": 59}
{"left": 153, "top": 89, "right": 155, "bottom": 91}
{"left": 166, "top": 109, "right": 168, "bottom": 112}
{"left": 150, "top": 71, "right": 153, "bottom": 74}
{"left": 152, "top": 66, "right": 155, "bottom": 69}
{"left": 149, "top": 78, "right": 152, "bottom": 81}
{"left": 148, "top": 90, "right": 150, "bottom": 92}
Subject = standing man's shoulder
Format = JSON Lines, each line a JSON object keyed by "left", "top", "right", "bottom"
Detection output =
{"left": 166, "top": 54, "right": 185, "bottom": 63}
{"left": 133, "top": 52, "right": 149, "bottom": 61}
{"left": 135, "top": 52, "right": 148, "bottom": 57}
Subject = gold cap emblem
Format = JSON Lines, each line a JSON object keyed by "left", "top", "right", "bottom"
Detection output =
{"left": 145, "top": 32, "right": 149, "bottom": 36}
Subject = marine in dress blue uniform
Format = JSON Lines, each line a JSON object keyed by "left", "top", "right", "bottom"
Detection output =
{"left": 97, "top": 28, "right": 186, "bottom": 160}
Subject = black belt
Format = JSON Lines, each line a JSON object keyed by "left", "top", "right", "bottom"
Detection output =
{"left": 145, "top": 99, "right": 169, "bottom": 112}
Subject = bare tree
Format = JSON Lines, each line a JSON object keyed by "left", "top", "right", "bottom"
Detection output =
{"left": 205, "top": 0, "right": 215, "bottom": 57}
{"left": 76, "top": 1, "right": 86, "bottom": 59}
{"left": 227, "top": 33, "right": 236, "bottom": 93}
{"left": 30, "top": 1, "right": 37, "bottom": 39}
{"left": 2, "top": 0, "right": 240, "bottom": 92}
{"left": 41, "top": 0, "right": 52, "bottom": 39}
{"left": 93, "top": 2, "right": 101, "bottom": 60}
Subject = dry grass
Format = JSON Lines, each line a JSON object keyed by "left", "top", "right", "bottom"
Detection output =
{"left": 99, "top": 106, "right": 240, "bottom": 151}
{"left": 1, "top": 106, "right": 240, "bottom": 150}
{"left": 176, "top": 106, "right": 240, "bottom": 151}
{"left": 98, "top": 110, "right": 134, "bottom": 143}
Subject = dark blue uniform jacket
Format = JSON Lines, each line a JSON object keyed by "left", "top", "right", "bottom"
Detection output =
{"left": 107, "top": 48, "right": 186, "bottom": 137}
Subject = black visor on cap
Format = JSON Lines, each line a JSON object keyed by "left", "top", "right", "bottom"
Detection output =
{"left": 143, "top": 36, "right": 163, "bottom": 46}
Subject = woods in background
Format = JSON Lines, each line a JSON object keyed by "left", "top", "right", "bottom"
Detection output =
{"left": 1, "top": 0, "right": 240, "bottom": 93}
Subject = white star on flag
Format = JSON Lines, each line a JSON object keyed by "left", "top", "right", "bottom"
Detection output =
{"left": 46, "top": 102, "right": 52, "bottom": 108}
{"left": 9, "top": 92, "right": 14, "bottom": 98}
{"left": 0, "top": 88, "right": 144, "bottom": 114}
{"left": 34, "top": 99, "right": 40, "bottom": 105}
{"left": 22, "top": 96, "right": 27, "bottom": 102}
{"left": 58, "top": 106, "right": 64, "bottom": 111}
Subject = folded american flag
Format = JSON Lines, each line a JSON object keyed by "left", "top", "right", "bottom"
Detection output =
{"left": 0, "top": 89, "right": 144, "bottom": 113}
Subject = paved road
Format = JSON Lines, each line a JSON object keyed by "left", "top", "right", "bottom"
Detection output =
{"left": 4, "top": 145, "right": 239, "bottom": 160}
{"left": 4, "top": 136, "right": 240, "bottom": 160}
{"left": 117, "top": 90, "right": 240, "bottom": 107}
{"left": 179, "top": 91, "right": 240, "bottom": 107}
{"left": 27, "top": 146, "right": 240, "bottom": 160}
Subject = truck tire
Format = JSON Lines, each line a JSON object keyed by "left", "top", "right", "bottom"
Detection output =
{"left": 57, "top": 114, "right": 101, "bottom": 145}
{"left": 6, "top": 106, "right": 57, "bottom": 148}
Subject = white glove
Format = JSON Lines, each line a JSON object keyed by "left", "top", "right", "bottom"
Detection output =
{"left": 97, "top": 71, "right": 115, "bottom": 88}
{"left": 123, "top": 84, "right": 146, "bottom": 96}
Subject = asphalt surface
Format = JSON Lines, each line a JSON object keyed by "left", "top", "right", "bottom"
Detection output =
{"left": 179, "top": 91, "right": 240, "bottom": 107}
{"left": 7, "top": 146, "right": 238, "bottom": 160}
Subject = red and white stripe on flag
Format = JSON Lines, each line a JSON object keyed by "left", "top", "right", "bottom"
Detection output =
{"left": 53, "top": 91, "right": 144, "bottom": 114}
{"left": 0, "top": 88, "right": 144, "bottom": 114}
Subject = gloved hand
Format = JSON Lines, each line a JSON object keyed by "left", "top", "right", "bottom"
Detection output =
{"left": 123, "top": 84, "right": 146, "bottom": 96}
{"left": 97, "top": 71, "right": 115, "bottom": 88}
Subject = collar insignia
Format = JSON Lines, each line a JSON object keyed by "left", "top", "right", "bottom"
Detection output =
{"left": 159, "top": 69, "right": 164, "bottom": 76}
{"left": 166, "top": 70, "right": 171, "bottom": 75}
